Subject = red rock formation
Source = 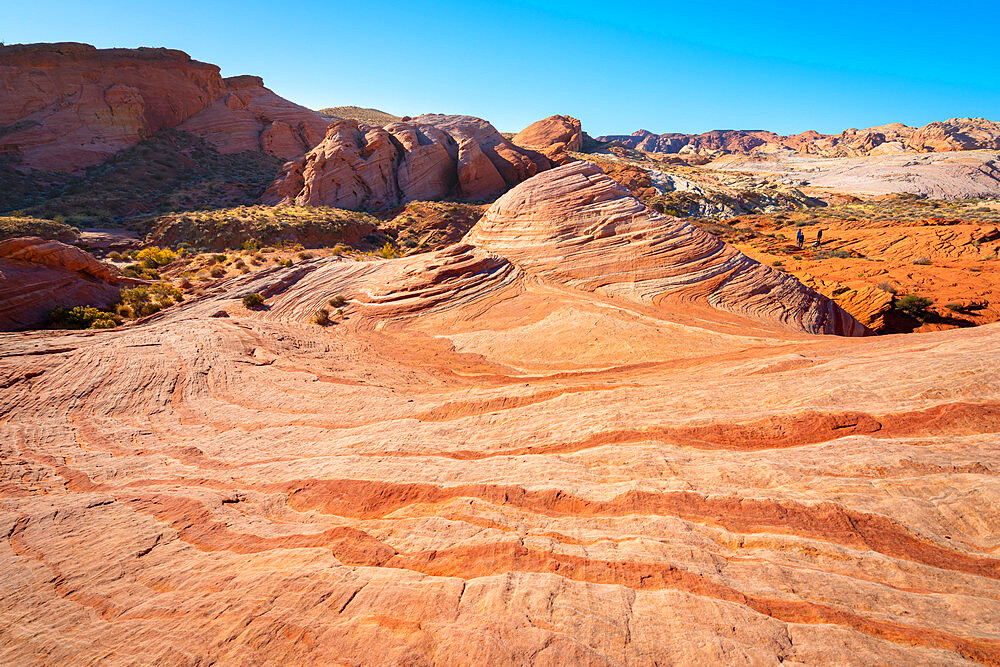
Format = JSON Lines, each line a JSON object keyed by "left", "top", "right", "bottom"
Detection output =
{"left": 0, "top": 237, "right": 130, "bottom": 329}
{"left": 0, "top": 42, "right": 329, "bottom": 171}
{"left": 512, "top": 114, "right": 583, "bottom": 165}
{"left": 466, "top": 162, "right": 866, "bottom": 336}
{"left": 263, "top": 114, "right": 551, "bottom": 209}
{"left": 599, "top": 117, "right": 1000, "bottom": 157}
{"left": 3, "top": 161, "right": 999, "bottom": 664}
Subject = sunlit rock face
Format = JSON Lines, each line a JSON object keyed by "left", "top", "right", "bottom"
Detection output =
{"left": 5, "top": 163, "right": 1000, "bottom": 666}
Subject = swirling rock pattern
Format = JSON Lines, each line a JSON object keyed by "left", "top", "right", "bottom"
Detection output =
{"left": 3, "top": 168, "right": 999, "bottom": 665}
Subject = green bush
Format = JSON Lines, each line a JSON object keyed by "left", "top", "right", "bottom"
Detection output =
{"left": 329, "top": 295, "right": 347, "bottom": 308}
{"left": 242, "top": 292, "right": 266, "bottom": 309}
{"left": 48, "top": 305, "right": 119, "bottom": 329}
{"left": 893, "top": 294, "right": 934, "bottom": 320}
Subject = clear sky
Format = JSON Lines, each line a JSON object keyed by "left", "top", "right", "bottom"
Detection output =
{"left": 4, "top": 0, "right": 998, "bottom": 136}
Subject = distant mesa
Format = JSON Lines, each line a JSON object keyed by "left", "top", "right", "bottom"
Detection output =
{"left": 597, "top": 117, "right": 1000, "bottom": 157}
{"left": 0, "top": 42, "right": 330, "bottom": 171}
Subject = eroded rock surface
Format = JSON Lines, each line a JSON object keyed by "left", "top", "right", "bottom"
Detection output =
{"left": 0, "top": 237, "right": 128, "bottom": 330}
{"left": 2, "top": 167, "right": 999, "bottom": 665}
{"left": 262, "top": 114, "right": 550, "bottom": 209}
{"left": 512, "top": 114, "right": 583, "bottom": 165}
{"left": 0, "top": 42, "right": 329, "bottom": 170}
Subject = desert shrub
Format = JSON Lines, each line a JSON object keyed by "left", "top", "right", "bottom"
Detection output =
{"left": 210, "top": 266, "right": 226, "bottom": 278}
{"left": 135, "top": 246, "right": 177, "bottom": 268}
{"left": 945, "top": 302, "right": 965, "bottom": 312}
{"left": 329, "top": 295, "right": 347, "bottom": 308}
{"left": 48, "top": 305, "right": 118, "bottom": 329}
{"left": 242, "top": 292, "right": 265, "bottom": 309}
{"left": 213, "top": 254, "right": 228, "bottom": 263}
{"left": 376, "top": 242, "right": 398, "bottom": 259}
{"left": 772, "top": 260, "right": 784, "bottom": 267}
{"left": 242, "top": 239, "right": 260, "bottom": 252}
{"left": 298, "top": 251, "right": 314, "bottom": 260}
{"left": 893, "top": 294, "right": 934, "bottom": 320}
{"left": 912, "top": 256, "right": 932, "bottom": 265}
{"left": 877, "top": 281, "right": 897, "bottom": 294}
{"left": 312, "top": 308, "right": 330, "bottom": 325}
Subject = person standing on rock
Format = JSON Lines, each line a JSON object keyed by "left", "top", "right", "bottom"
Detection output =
{"left": 796, "top": 229, "right": 804, "bottom": 248}
{"left": 812, "top": 228, "right": 824, "bottom": 248}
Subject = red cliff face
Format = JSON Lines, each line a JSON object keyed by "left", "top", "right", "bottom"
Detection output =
{"left": 262, "top": 114, "right": 551, "bottom": 209}
{"left": 0, "top": 42, "right": 329, "bottom": 171}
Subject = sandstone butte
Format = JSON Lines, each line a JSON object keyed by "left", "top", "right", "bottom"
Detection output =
{"left": 7, "top": 162, "right": 1000, "bottom": 664}
{"left": 262, "top": 114, "right": 552, "bottom": 209}
{"left": 599, "top": 117, "right": 1000, "bottom": 157}
{"left": 0, "top": 236, "right": 138, "bottom": 330}
{"left": 511, "top": 114, "right": 584, "bottom": 165}
{"left": 0, "top": 42, "right": 331, "bottom": 171}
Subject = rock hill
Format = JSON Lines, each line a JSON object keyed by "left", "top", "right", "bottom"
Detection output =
{"left": 0, "top": 42, "right": 330, "bottom": 171}
{"left": 511, "top": 114, "right": 583, "bottom": 164}
{"left": 262, "top": 114, "right": 551, "bottom": 209}
{"left": 0, "top": 237, "right": 129, "bottom": 329}
{"left": 3, "top": 161, "right": 999, "bottom": 665}
{"left": 600, "top": 117, "right": 1000, "bottom": 157}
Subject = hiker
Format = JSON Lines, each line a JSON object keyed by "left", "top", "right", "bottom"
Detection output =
{"left": 796, "top": 229, "right": 804, "bottom": 248}
{"left": 811, "top": 228, "right": 824, "bottom": 248}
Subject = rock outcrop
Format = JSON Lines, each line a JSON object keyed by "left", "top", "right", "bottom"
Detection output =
{"left": 512, "top": 114, "right": 583, "bottom": 165}
{"left": 466, "top": 162, "right": 867, "bottom": 336}
{"left": 2, "top": 161, "right": 998, "bottom": 664}
{"left": 599, "top": 117, "right": 1000, "bottom": 157}
{"left": 0, "top": 42, "right": 329, "bottom": 171}
{"left": 0, "top": 237, "right": 128, "bottom": 329}
{"left": 262, "top": 114, "right": 551, "bottom": 209}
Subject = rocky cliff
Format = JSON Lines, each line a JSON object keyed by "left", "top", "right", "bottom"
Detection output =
{"left": 0, "top": 42, "right": 329, "bottom": 171}
{"left": 262, "top": 114, "right": 551, "bottom": 209}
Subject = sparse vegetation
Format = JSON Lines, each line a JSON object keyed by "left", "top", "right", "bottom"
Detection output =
{"left": 893, "top": 294, "right": 934, "bottom": 320}
{"left": 48, "top": 305, "right": 119, "bottom": 329}
{"left": 913, "top": 256, "right": 932, "bottom": 265}
{"left": 329, "top": 295, "right": 347, "bottom": 308}
{"left": 312, "top": 308, "right": 330, "bottom": 325}
{"left": 242, "top": 293, "right": 266, "bottom": 309}
{"left": 3, "top": 129, "right": 284, "bottom": 223}
{"left": 143, "top": 205, "right": 378, "bottom": 251}
{"left": 0, "top": 215, "right": 80, "bottom": 242}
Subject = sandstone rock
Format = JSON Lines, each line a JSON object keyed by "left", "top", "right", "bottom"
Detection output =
{"left": 512, "top": 114, "right": 583, "bottom": 165}
{"left": 176, "top": 75, "right": 329, "bottom": 159}
{"left": 466, "top": 162, "right": 867, "bottom": 336}
{"left": 0, "top": 237, "right": 125, "bottom": 329}
{"left": 2, "top": 171, "right": 998, "bottom": 664}
{"left": 0, "top": 42, "right": 329, "bottom": 171}
{"left": 263, "top": 114, "right": 551, "bottom": 209}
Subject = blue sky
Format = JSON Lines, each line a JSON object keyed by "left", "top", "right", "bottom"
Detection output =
{"left": 5, "top": 0, "right": 999, "bottom": 136}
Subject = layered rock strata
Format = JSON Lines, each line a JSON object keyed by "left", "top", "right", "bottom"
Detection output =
{"left": 0, "top": 237, "right": 130, "bottom": 329}
{"left": 0, "top": 42, "right": 329, "bottom": 171}
{"left": 5, "top": 165, "right": 1000, "bottom": 665}
{"left": 262, "top": 115, "right": 550, "bottom": 209}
